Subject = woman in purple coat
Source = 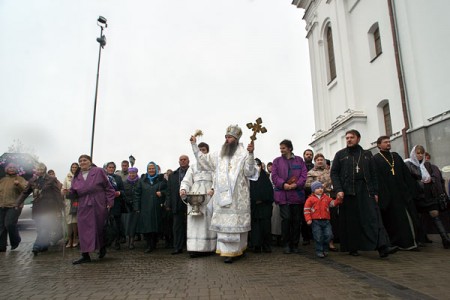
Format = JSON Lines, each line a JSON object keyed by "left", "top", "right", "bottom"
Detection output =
{"left": 67, "top": 155, "right": 115, "bottom": 264}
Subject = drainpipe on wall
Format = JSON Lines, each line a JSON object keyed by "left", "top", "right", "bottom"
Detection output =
{"left": 387, "top": 0, "right": 410, "bottom": 158}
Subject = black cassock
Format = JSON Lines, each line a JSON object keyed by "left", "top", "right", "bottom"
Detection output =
{"left": 373, "top": 151, "right": 417, "bottom": 249}
{"left": 331, "top": 146, "right": 389, "bottom": 252}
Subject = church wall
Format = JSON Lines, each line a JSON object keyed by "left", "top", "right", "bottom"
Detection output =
{"left": 393, "top": 0, "right": 450, "bottom": 130}
{"left": 294, "top": 0, "right": 450, "bottom": 167}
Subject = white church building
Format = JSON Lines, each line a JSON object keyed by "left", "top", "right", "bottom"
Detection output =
{"left": 292, "top": 0, "right": 450, "bottom": 168}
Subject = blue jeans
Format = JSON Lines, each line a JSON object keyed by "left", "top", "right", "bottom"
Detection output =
{"left": 0, "top": 207, "right": 22, "bottom": 250}
{"left": 311, "top": 220, "right": 332, "bottom": 254}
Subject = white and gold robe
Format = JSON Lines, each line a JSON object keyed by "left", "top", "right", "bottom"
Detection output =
{"left": 193, "top": 143, "right": 257, "bottom": 257}
{"left": 180, "top": 164, "right": 217, "bottom": 252}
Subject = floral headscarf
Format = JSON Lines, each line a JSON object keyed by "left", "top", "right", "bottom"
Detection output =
{"left": 406, "top": 145, "right": 431, "bottom": 182}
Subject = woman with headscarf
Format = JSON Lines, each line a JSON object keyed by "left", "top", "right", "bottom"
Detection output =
{"left": 134, "top": 162, "right": 167, "bottom": 253}
{"left": 16, "top": 162, "right": 65, "bottom": 255}
{"left": 66, "top": 155, "right": 115, "bottom": 264}
{"left": 122, "top": 167, "right": 139, "bottom": 249}
{"left": 405, "top": 145, "right": 450, "bottom": 248}
{"left": 62, "top": 162, "right": 79, "bottom": 248}
{"left": 249, "top": 158, "right": 274, "bottom": 253}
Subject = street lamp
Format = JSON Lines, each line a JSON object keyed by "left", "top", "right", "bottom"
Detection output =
{"left": 90, "top": 16, "right": 108, "bottom": 160}
{"left": 129, "top": 155, "right": 136, "bottom": 167}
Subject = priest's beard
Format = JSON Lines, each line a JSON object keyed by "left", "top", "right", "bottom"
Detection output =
{"left": 221, "top": 140, "right": 238, "bottom": 158}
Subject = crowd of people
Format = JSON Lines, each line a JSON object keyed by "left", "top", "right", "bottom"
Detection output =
{"left": 0, "top": 126, "right": 449, "bottom": 265}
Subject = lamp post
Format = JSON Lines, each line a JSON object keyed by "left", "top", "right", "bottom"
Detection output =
{"left": 129, "top": 155, "right": 136, "bottom": 167}
{"left": 90, "top": 16, "right": 107, "bottom": 160}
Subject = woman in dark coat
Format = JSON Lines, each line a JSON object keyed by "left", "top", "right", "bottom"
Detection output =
{"left": 134, "top": 162, "right": 167, "bottom": 253}
{"left": 68, "top": 155, "right": 115, "bottom": 264}
{"left": 250, "top": 158, "right": 274, "bottom": 253}
{"left": 123, "top": 167, "right": 139, "bottom": 249}
{"left": 405, "top": 145, "right": 450, "bottom": 248}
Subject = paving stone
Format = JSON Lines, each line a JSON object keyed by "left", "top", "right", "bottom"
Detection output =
{"left": 2, "top": 231, "right": 450, "bottom": 299}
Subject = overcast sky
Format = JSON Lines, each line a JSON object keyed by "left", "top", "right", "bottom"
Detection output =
{"left": 0, "top": 0, "right": 313, "bottom": 179}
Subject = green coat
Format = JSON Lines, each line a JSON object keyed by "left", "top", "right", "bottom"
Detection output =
{"left": 134, "top": 175, "right": 167, "bottom": 234}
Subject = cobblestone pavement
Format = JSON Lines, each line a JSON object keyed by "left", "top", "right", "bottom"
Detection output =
{"left": 1, "top": 230, "right": 450, "bottom": 299}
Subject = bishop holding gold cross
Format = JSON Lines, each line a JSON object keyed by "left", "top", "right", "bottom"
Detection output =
{"left": 189, "top": 121, "right": 266, "bottom": 263}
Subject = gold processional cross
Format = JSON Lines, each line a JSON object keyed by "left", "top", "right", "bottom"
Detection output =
{"left": 246, "top": 117, "right": 267, "bottom": 142}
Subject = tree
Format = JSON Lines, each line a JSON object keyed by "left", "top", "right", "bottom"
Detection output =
{"left": 7, "top": 139, "right": 39, "bottom": 161}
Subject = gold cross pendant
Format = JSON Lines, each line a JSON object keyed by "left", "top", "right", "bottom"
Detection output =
{"left": 391, "top": 167, "right": 395, "bottom": 175}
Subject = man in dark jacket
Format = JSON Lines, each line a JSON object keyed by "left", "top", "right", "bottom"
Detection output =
{"left": 301, "top": 149, "right": 315, "bottom": 246}
{"left": 106, "top": 162, "right": 126, "bottom": 250}
{"left": 166, "top": 155, "right": 190, "bottom": 254}
{"left": 330, "top": 129, "right": 396, "bottom": 258}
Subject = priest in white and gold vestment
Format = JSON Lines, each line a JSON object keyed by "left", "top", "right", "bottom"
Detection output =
{"left": 190, "top": 125, "right": 257, "bottom": 263}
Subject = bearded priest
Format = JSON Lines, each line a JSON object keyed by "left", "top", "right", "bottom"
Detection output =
{"left": 190, "top": 125, "right": 258, "bottom": 263}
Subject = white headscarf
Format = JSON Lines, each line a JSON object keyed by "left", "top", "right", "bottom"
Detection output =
{"left": 405, "top": 145, "right": 431, "bottom": 182}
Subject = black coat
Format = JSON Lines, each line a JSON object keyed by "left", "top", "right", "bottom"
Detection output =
{"left": 123, "top": 179, "right": 139, "bottom": 213}
{"left": 330, "top": 145, "right": 378, "bottom": 197}
{"left": 109, "top": 173, "right": 126, "bottom": 216}
{"left": 250, "top": 170, "right": 274, "bottom": 219}
{"left": 405, "top": 161, "right": 438, "bottom": 209}
{"left": 373, "top": 151, "right": 414, "bottom": 210}
{"left": 165, "top": 167, "right": 189, "bottom": 214}
{"left": 134, "top": 175, "right": 167, "bottom": 233}
{"left": 373, "top": 151, "right": 417, "bottom": 249}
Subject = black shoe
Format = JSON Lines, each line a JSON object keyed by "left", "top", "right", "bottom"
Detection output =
{"left": 291, "top": 248, "right": 301, "bottom": 254}
{"left": 10, "top": 244, "right": 19, "bottom": 250}
{"left": 72, "top": 255, "right": 91, "bottom": 265}
{"left": 349, "top": 251, "right": 360, "bottom": 256}
{"left": 171, "top": 249, "right": 183, "bottom": 255}
{"left": 144, "top": 247, "right": 153, "bottom": 253}
{"left": 379, "top": 246, "right": 399, "bottom": 258}
{"left": 98, "top": 246, "right": 107, "bottom": 259}
{"left": 134, "top": 235, "right": 141, "bottom": 242}
{"left": 0, "top": 248, "right": 6, "bottom": 252}
{"left": 32, "top": 249, "right": 39, "bottom": 256}
{"left": 329, "top": 247, "right": 339, "bottom": 252}
{"left": 302, "top": 240, "right": 310, "bottom": 246}
{"left": 387, "top": 246, "right": 399, "bottom": 254}
{"left": 253, "top": 246, "right": 262, "bottom": 253}
{"left": 189, "top": 253, "right": 200, "bottom": 258}
{"left": 224, "top": 257, "right": 233, "bottom": 264}
{"left": 128, "top": 244, "right": 135, "bottom": 250}
{"left": 120, "top": 237, "right": 126, "bottom": 244}
{"left": 283, "top": 246, "right": 292, "bottom": 254}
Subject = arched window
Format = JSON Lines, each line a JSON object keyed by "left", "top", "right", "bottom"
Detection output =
{"left": 382, "top": 102, "right": 392, "bottom": 136}
{"left": 326, "top": 26, "right": 337, "bottom": 83}
{"left": 368, "top": 23, "right": 382, "bottom": 62}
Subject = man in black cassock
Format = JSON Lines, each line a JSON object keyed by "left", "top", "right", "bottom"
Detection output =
{"left": 372, "top": 136, "right": 418, "bottom": 250}
{"left": 330, "top": 129, "right": 397, "bottom": 257}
